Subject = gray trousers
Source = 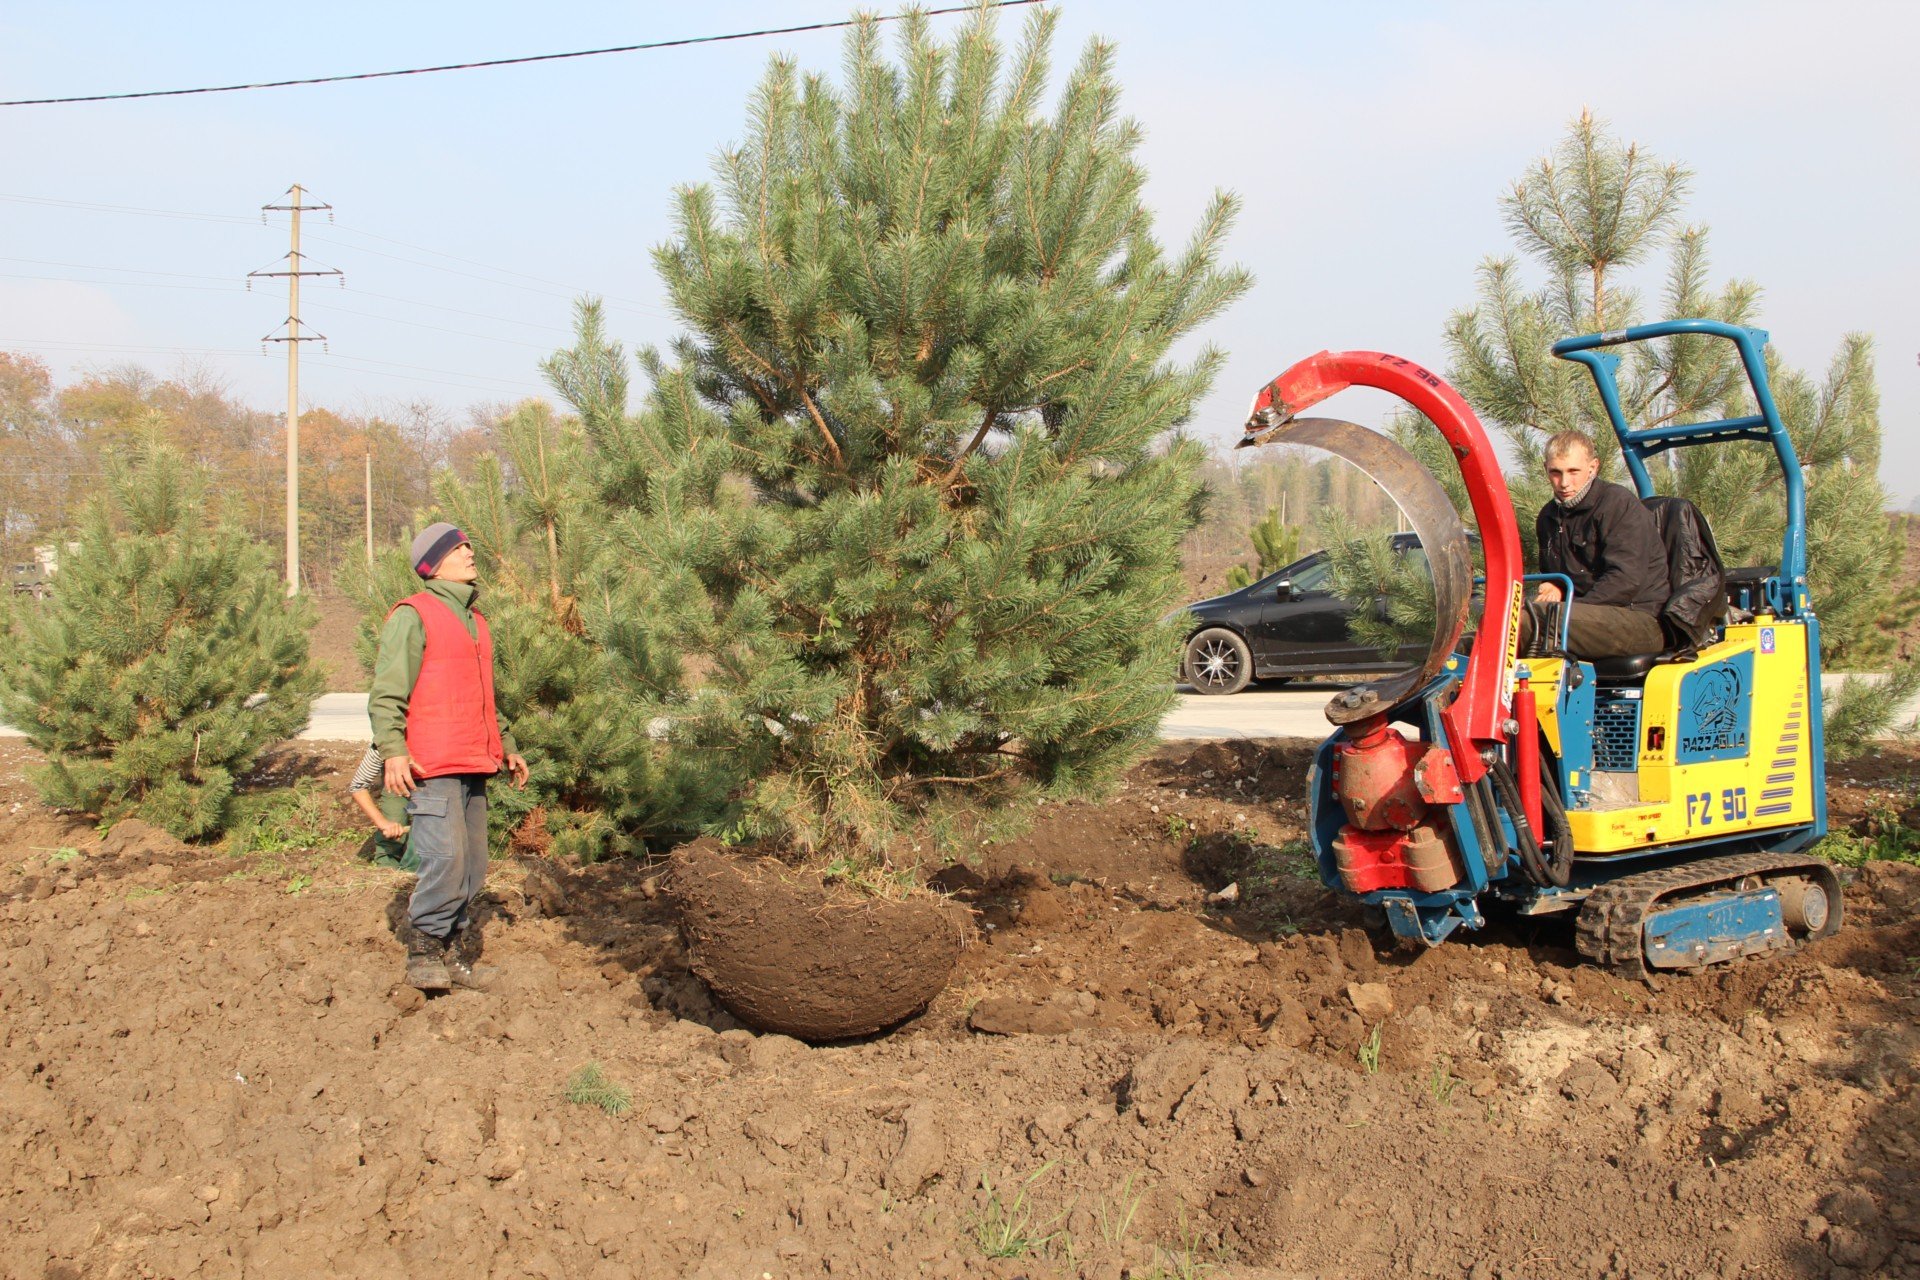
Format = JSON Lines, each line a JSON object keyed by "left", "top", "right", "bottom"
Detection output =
{"left": 1520, "top": 601, "right": 1666, "bottom": 660}
{"left": 406, "top": 774, "right": 489, "bottom": 940}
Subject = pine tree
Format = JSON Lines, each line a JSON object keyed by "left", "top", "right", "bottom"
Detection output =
{"left": 1340, "top": 112, "right": 1903, "bottom": 663}
{"left": 590, "top": 9, "right": 1249, "bottom": 855}
{"left": 1249, "top": 507, "right": 1301, "bottom": 576}
{"left": 0, "top": 443, "right": 322, "bottom": 838}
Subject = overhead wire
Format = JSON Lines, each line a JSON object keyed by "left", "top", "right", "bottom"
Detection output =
{"left": 0, "top": 2, "right": 1046, "bottom": 107}
{"left": 300, "top": 230, "right": 671, "bottom": 318}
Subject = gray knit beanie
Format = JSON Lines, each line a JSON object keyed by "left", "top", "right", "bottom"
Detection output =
{"left": 410, "top": 522, "right": 468, "bottom": 578}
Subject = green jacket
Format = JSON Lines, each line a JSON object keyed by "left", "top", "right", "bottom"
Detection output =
{"left": 369, "top": 579, "right": 519, "bottom": 763}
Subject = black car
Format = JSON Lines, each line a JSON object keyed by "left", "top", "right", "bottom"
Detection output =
{"left": 1176, "top": 533, "right": 1451, "bottom": 694}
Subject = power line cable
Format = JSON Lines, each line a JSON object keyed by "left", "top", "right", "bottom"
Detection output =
{"left": 298, "top": 298, "right": 558, "bottom": 350}
{"left": 0, "top": 270, "right": 246, "bottom": 294}
{"left": 1, "top": 2, "right": 1046, "bottom": 107}
{"left": 300, "top": 230, "right": 671, "bottom": 318}
{"left": 0, "top": 192, "right": 256, "bottom": 224}
{"left": 0, "top": 255, "right": 233, "bottom": 281}
{"left": 326, "top": 220, "right": 660, "bottom": 309}
{"left": 0, "top": 193, "right": 671, "bottom": 320}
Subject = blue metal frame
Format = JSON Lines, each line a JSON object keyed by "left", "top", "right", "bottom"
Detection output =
{"left": 1551, "top": 319, "right": 1808, "bottom": 616}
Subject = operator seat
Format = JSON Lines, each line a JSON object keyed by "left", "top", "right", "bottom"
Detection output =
{"left": 1589, "top": 495, "right": 1727, "bottom": 684}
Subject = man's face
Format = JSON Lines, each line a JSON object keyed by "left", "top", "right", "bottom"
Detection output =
{"left": 432, "top": 542, "right": 479, "bottom": 584}
{"left": 1545, "top": 446, "right": 1598, "bottom": 502}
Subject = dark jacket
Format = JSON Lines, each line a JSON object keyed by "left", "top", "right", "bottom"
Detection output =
{"left": 1643, "top": 495, "right": 1727, "bottom": 647}
{"left": 1536, "top": 479, "right": 1669, "bottom": 616}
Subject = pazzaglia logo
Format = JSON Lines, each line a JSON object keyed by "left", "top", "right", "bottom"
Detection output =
{"left": 1682, "top": 666, "right": 1746, "bottom": 754}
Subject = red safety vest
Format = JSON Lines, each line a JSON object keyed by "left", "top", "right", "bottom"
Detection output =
{"left": 391, "top": 592, "right": 504, "bottom": 778}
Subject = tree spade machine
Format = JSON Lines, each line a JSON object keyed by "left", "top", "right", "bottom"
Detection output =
{"left": 1241, "top": 319, "right": 1839, "bottom": 976}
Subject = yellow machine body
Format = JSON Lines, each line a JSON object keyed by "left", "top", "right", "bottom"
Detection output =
{"left": 1528, "top": 619, "right": 1815, "bottom": 855}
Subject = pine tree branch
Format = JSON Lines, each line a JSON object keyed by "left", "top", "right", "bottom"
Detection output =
{"left": 794, "top": 383, "right": 846, "bottom": 470}
{"left": 936, "top": 404, "right": 1001, "bottom": 489}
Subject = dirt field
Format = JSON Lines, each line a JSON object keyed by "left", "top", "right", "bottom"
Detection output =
{"left": 1, "top": 738, "right": 1916, "bottom": 1279}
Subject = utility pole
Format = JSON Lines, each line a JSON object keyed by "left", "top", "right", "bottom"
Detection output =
{"left": 250, "top": 185, "right": 341, "bottom": 595}
{"left": 364, "top": 447, "right": 374, "bottom": 564}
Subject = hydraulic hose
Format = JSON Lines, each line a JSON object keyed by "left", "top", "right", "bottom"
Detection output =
{"left": 1536, "top": 752, "right": 1576, "bottom": 886}
{"left": 1488, "top": 758, "right": 1567, "bottom": 888}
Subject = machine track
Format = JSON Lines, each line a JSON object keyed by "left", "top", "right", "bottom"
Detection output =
{"left": 1573, "top": 851, "right": 1843, "bottom": 979}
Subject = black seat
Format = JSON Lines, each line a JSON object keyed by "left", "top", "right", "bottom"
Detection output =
{"left": 1591, "top": 648, "right": 1687, "bottom": 683}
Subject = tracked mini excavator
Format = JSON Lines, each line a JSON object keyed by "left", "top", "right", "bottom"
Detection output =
{"left": 1242, "top": 319, "right": 1840, "bottom": 976}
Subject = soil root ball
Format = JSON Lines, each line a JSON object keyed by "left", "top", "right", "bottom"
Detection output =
{"left": 667, "top": 839, "right": 969, "bottom": 1042}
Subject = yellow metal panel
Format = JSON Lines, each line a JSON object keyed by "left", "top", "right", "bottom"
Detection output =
{"left": 1570, "top": 621, "right": 1814, "bottom": 855}
{"left": 1521, "top": 657, "right": 1566, "bottom": 755}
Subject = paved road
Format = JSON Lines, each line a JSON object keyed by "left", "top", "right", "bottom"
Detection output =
{"left": 2, "top": 676, "right": 1913, "bottom": 744}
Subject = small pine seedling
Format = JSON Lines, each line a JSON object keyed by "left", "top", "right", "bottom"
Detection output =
{"left": 563, "top": 1062, "right": 632, "bottom": 1117}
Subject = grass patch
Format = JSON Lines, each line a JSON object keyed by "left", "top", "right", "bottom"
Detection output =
{"left": 125, "top": 885, "right": 170, "bottom": 900}
{"left": 225, "top": 780, "right": 344, "bottom": 856}
{"left": 1357, "top": 1024, "right": 1383, "bottom": 1075}
{"left": 1814, "top": 792, "right": 1920, "bottom": 867}
{"left": 1094, "top": 1172, "right": 1146, "bottom": 1249}
{"left": 562, "top": 1062, "right": 632, "bottom": 1117}
{"left": 1143, "top": 1210, "right": 1224, "bottom": 1280}
{"left": 817, "top": 853, "right": 921, "bottom": 899}
{"left": 973, "top": 1163, "right": 1062, "bottom": 1259}
{"left": 1426, "top": 1057, "right": 1459, "bottom": 1106}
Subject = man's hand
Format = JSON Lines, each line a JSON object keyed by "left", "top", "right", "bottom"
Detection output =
{"left": 376, "top": 817, "right": 410, "bottom": 841}
{"left": 1534, "top": 581, "right": 1563, "bottom": 604}
{"left": 505, "top": 753, "right": 530, "bottom": 787}
{"left": 383, "top": 754, "right": 418, "bottom": 797}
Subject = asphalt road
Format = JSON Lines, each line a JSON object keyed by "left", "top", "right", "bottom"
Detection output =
{"left": 2, "top": 677, "right": 1913, "bottom": 744}
{"left": 290, "top": 688, "right": 1347, "bottom": 743}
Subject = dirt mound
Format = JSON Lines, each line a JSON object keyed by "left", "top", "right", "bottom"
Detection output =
{"left": 0, "top": 738, "right": 1917, "bottom": 1278}
{"left": 669, "top": 838, "right": 970, "bottom": 1041}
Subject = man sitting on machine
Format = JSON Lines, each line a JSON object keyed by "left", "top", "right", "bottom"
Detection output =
{"left": 1521, "top": 429, "right": 1670, "bottom": 660}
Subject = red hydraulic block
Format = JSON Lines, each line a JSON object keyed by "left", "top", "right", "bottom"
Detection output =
{"left": 1333, "top": 823, "right": 1462, "bottom": 894}
{"left": 1514, "top": 668, "right": 1542, "bottom": 839}
{"left": 1329, "top": 715, "right": 1427, "bottom": 831}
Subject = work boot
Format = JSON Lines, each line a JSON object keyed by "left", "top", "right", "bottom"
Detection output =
{"left": 400, "top": 924, "right": 451, "bottom": 993}
{"left": 443, "top": 926, "right": 498, "bottom": 992}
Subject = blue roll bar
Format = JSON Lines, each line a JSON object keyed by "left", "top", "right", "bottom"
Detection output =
{"left": 1552, "top": 319, "right": 1806, "bottom": 614}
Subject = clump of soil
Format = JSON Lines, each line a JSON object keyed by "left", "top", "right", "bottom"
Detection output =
{"left": 669, "top": 838, "right": 970, "bottom": 1041}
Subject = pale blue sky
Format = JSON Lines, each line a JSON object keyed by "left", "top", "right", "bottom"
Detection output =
{"left": 3, "top": 2, "right": 1916, "bottom": 500}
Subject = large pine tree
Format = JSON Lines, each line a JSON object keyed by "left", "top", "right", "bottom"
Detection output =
{"left": 0, "top": 443, "right": 321, "bottom": 838}
{"left": 575, "top": 8, "right": 1250, "bottom": 854}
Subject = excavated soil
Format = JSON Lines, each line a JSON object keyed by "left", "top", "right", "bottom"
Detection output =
{"left": 1, "top": 738, "right": 1918, "bottom": 1279}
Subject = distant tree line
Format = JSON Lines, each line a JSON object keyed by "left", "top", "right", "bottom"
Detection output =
{"left": 0, "top": 351, "right": 515, "bottom": 590}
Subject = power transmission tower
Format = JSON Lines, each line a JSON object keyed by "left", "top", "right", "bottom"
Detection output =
{"left": 249, "top": 185, "right": 341, "bottom": 595}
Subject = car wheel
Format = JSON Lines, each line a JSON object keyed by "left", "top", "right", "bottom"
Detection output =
{"left": 1183, "top": 628, "right": 1253, "bottom": 695}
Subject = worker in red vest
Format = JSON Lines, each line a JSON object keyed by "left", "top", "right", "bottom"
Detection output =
{"left": 371, "top": 522, "right": 529, "bottom": 992}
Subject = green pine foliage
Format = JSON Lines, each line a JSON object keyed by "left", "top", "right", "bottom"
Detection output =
{"left": 1321, "top": 512, "right": 1435, "bottom": 659}
{"left": 1249, "top": 508, "right": 1302, "bottom": 577}
{"left": 0, "top": 443, "right": 322, "bottom": 838}
{"left": 1823, "top": 657, "right": 1920, "bottom": 761}
{"left": 592, "top": 9, "right": 1250, "bottom": 855}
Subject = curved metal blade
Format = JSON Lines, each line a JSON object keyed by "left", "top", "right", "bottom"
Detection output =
{"left": 1246, "top": 417, "right": 1472, "bottom": 725}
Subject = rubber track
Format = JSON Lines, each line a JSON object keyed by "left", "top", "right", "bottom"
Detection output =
{"left": 1573, "top": 850, "right": 1843, "bottom": 979}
